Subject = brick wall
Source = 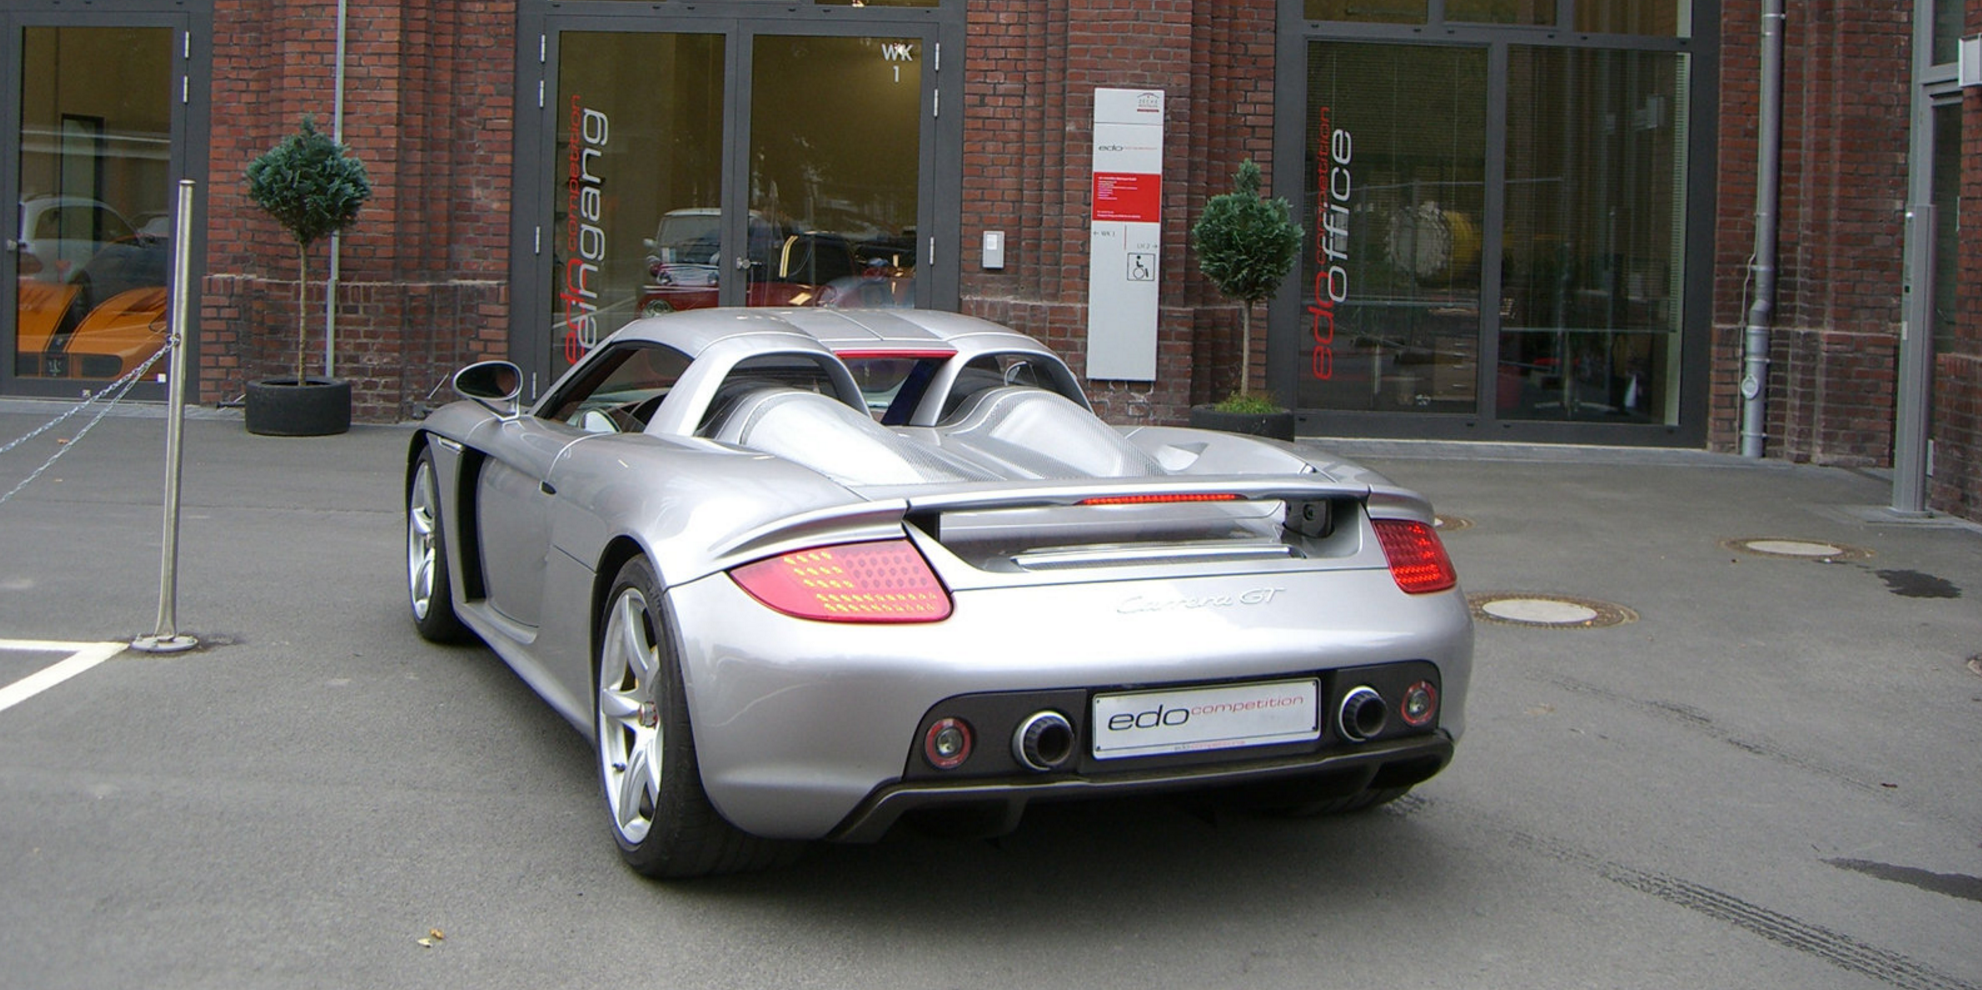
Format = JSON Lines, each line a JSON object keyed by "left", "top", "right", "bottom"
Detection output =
{"left": 958, "top": 0, "right": 1277, "bottom": 424}
{"left": 1712, "top": 2, "right": 1911, "bottom": 464}
{"left": 201, "top": 0, "right": 514, "bottom": 419}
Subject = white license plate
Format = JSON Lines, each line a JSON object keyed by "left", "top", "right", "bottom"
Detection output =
{"left": 1091, "top": 679, "right": 1320, "bottom": 760}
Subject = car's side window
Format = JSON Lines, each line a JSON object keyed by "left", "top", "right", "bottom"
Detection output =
{"left": 542, "top": 343, "right": 692, "bottom": 433}
{"left": 941, "top": 353, "right": 1083, "bottom": 421}
{"left": 697, "top": 352, "right": 852, "bottom": 435}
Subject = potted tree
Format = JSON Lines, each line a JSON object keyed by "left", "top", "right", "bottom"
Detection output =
{"left": 243, "top": 116, "right": 371, "bottom": 436}
{"left": 1189, "top": 159, "right": 1303, "bottom": 440}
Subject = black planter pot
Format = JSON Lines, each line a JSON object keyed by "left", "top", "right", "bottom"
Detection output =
{"left": 1188, "top": 404, "right": 1297, "bottom": 441}
{"left": 245, "top": 377, "right": 352, "bottom": 437}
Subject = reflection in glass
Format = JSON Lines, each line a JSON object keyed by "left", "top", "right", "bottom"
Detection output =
{"left": 748, "top": 35, "right": 922, "bottom": 311}
{"left": 1932, "top": 103, "right": 1961, "bottom": 354}
{"left": 551, "top": 32, "right": 724, "bottom": 377}
{"left": 14, "top": 26, "right": 172, "bottom": 382}
{"left": 1933, "top": 0, "right": 1967, "bottom": 66}
{"left": 1446, "top": 0, "right": 1554, "bottom": 26}
{"left": 1574, "top": 0, "right": 1684, "bottom": 37}
{"left": 1304, "top": 0, "right": 1425, "bottom": 24}
{"left": 1499, "top": 47, "right": 1687, "bottom": 423}
{"left": 1298, "top": 42, "right": 1487, "bottom": 414}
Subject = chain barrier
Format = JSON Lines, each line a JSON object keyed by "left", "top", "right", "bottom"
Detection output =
{"left": 0, "top": 342, "right": 172, "bottom": 506}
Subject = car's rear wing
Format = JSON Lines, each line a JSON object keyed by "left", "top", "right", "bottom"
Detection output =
{"left": 708, "top": 475, "right": 1388, "bottom": 573}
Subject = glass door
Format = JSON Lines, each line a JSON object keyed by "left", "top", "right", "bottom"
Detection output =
{"left": 5, "top": 19, "right": 182, "bottom": 396}
{"left": 551, "top": 30, "right": 728, "bottom": 368}
{"left": 1297, "top": 42, "right": 1490, "bottom": 416}
{"left": 538, "top": 17, "right": 937, "bottom": 386}
{"left": 742, "top": 34, "right": 923, "bottom": 311}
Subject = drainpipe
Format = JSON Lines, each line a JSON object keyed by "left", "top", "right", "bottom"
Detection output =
{"left": 323, "top": 0, "right": 349, "bottom": 379}
{"left": 1740, "top": 1, "right": 1785, "bottom": 459}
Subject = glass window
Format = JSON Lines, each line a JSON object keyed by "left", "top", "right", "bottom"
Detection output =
{"left": 552, "top": 32, "right": 726, "bottom": 375}
{"left": 1498, "top": 46, "right": 1688, "bottom": 423}
{"left": 1298, "top": 41, "right": 1489, "bottom": 414}
{"left": 1933, "top": 0, "right": 1967, "bottom": 65}
{"left": 1932, "top": 102, "right": 1961, "bottom": 354}
{"left": 543, "top": 342, "right": 692, "bottom": 431}
{"left": 1576, "top": 0, "right": 1685, "bottom": 37}
{"left": 1447, "top": 1, "right": 1555, "bottom": 26}
{"left": 1304, "top": 1, "right": 1426, "bottom": 25}
{"left": 14, "top": 26, "right": 173, "bottom": 383}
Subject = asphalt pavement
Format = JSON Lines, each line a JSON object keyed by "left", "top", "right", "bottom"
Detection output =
{"left": 1, "top": 396, "right": 1978, "bottom": 990}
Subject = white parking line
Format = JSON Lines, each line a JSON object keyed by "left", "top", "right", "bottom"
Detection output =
{"left": 0, "top": 639, "right": 128, "bottom": 713}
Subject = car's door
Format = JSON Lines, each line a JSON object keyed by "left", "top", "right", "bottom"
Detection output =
{"left": 474, "top": 415, "right": 580, "bottom": 630}
{"left": 476, "top": 341, "right": 694, "bottom": 628}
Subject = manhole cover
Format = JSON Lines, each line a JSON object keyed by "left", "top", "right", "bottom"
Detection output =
{"left": 1720, "top": 537, "right": 1873, "bottom": 561}
{"left": 1433, "top": 514, "right": 1473, "bottom": 532}
{"left": 1467, "top": 593, "right": 1637, "bottom": 629}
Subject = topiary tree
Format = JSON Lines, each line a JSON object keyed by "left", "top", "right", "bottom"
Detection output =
{"left": 246, "top": 116, "right": 371, "bottom": 386}
{"left": 1191, "top": 159, "right": 1302, "bottom": 399}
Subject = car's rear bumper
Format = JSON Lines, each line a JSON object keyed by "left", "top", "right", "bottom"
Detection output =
{"left": 666, "top": 565, "right": 1472, "bottom": 840}
{"left": 826, "top": 730, "right": 1454, "bottom": 842}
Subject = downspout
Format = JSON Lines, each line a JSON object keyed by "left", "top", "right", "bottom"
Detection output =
{"left": 1741, "top": 1, "right": 1785, "bottom": 459}
{"left": 323, "top": 0, "right": 348, "bottom": 379}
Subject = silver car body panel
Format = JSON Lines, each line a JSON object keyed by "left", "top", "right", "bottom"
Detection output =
{"left": 410, "top": 308, "right": 1472, "bottom": 840}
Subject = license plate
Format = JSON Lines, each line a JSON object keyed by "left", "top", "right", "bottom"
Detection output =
{"left": 1091, "top": 678, "right": 1319, "bottom": 760}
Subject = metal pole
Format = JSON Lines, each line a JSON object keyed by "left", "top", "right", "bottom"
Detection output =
{"left": 1740, "top": 2, "right": 1785, "bottom": 459}
{"left": 133, "top": 179, "right": 199, "bottom": 654}
{"left": 1889, "top": 2, "right": 1939, "bottom": 517}
{"left": 324, "top": 0, "right": 349, "bottom": 380}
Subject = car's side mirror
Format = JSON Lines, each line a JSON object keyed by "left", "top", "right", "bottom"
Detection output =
{"left": 453, "top": 361, "right": 522, "bottom": 418}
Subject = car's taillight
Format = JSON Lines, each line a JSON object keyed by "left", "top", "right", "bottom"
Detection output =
{"left": 730, "top": 539, "right": 953, "bottom": 623}
{"left": 1372, "top": 519, "right": 1458, "bottom": 594}
{"left": 1078, "top": 493, "right": 1241, "bottom": 506}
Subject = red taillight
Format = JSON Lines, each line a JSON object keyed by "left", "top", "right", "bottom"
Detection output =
{"left": 730, "top": 539, "right": 953, "bottom": 623}
{"left": 1078, "top": 493, "right": 1241, "bottom": 506}
{"left": 1372, "top": 519, "right": 1458, "bottom": 595}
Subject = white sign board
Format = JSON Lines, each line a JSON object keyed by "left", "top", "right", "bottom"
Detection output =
{"left": 1086, "top": 88, "right": 1164, "bottom": 381}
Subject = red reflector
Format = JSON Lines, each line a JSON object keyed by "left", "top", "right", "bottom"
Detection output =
{"left": 1372, "top": 519, "right": 1458, "bottom": 594}
{"left": 730, "top": 539, "right": 953, "bottom": 623}
{"left": 1078, "top": 493, "right": 1242, "bottom": 506}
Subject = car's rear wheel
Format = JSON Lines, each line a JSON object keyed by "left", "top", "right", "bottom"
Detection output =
{"left": 407, "top": 447, "right": 470, "bottom": 643}
{"left": 595, "top": 555, "right": 798, "bottom": 878}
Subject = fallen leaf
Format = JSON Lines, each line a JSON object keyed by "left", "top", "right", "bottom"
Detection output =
{"left": 429, "top": 928, "right": 445, "bottom": 941}
{"left": 415, "top": 938, "right": 433, "bottom": 948}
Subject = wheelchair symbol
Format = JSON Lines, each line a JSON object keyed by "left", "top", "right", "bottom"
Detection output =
{"left": 1127, "top": 253, "right": 1155, "bottom": 282}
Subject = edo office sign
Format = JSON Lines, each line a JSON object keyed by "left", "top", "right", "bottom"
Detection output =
{"left": 1273, "top": 6, "right": 1712, "bottom": 445}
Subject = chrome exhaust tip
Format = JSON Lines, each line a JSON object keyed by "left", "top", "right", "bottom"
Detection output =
{"left": 1012, "top": 710, "right": 1076, "bottom": 771}
{"left": 1338, "top": 686, "right": 1387, "bottom": 743}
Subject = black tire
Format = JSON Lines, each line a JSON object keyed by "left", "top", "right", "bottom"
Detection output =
{"left": 406, "top": 446, "right": 471, "bottom": 643}
{"left": 594, "top": 555, "right": 800, "bottom": 878}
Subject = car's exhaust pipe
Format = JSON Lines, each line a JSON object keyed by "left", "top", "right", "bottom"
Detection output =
{"left": 1012, "top": 711, "right": 1076, "bottom": 771}
{"left": 1338, "top": 686, "right": 1387, "bottom": 742}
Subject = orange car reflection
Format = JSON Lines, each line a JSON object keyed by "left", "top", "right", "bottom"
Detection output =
{"left": 15, "top": 281, "right": 167, "bottom": 380}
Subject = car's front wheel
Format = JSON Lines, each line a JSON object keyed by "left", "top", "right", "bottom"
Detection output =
{"left": 406, "top": 446, "right": 470, "bottom": 643}
{"left": 595, "top": 555, "right": 798, "bottom": 878}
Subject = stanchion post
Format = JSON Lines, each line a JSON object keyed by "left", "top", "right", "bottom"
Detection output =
{"left": 134, "top": 179, "right": 199, "bottom": 654}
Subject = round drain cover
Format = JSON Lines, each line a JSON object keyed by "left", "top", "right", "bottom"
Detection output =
{"left": 1467, "top": 593, "right": 1637, "bottom": 629}
{"left": 1721, "top": 537, "right": 1872, "bottom": 561}
{"left": 1482, "top": 598, "right": 1597, "bottom": 624}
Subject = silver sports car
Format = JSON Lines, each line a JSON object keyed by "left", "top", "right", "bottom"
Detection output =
{"left": 405, "top": 307, "right": 1472, "bottom": 877}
